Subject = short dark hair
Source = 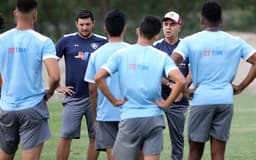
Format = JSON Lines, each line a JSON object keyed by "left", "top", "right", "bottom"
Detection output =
{"left": 201, "top": 1, "right": 222, "bottom": 23}
{"left": 139, "top": 15, "right": 162, "bottom": 39}
{"left": 16, "top": 0, "right": 38, "bottom": 13}
{"left": 0, "top": 13, "right": 4, "bottom": 29}
{"left": 104, "top": 9, "right": 125, "bottom": 37}
{"left": 76, "top": 9, "right": 94, "bottom": 22}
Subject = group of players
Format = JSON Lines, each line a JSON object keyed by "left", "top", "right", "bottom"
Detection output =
{"left": 0, "top": 0, "right": 256, "bottom": 160}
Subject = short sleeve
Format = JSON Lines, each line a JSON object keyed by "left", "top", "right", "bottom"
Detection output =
{"left": 173, "top": 38, "right": 189, "bottom": 61}
{"left": 164, "top": 55, "right": 178, "bottom": 77}
{"left": 102, "top": 51, "right": 120, "bottom": 76}
{"left": 42, "top": 38, "right": 58, "bottom": 60}
{"left": 84, "top": 53, "right": 96, "bottom": 83}
{"left": 55, "top": 36, "right": 66, "bottom": 58}
{"left": 239, "top": 38, "right": 256, "bottom": 60}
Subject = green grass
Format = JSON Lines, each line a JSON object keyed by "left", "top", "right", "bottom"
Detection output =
{"left": 13, "top": 93, "right": 256, "bottom": 160}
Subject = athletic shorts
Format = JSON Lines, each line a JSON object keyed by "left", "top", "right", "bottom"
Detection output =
{"left": 188, "top": 104, "right": 233, "bottom": 142}
{"left": 96, "top": 121, "right": 119, "bottom": 151}
{"left": 61, "top": 96, "right": 95, "bottom": 139}
{"left": 0, "top": 99, "right": 51, "bottom": 154}
{"left": 112, "top": 116, "right": 165, "bottom": 160}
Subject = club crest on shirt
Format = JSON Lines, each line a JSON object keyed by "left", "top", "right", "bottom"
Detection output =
{"left": 90, "top": 43, "right": 98, "bottom": 49}
{"left": 74, "top": 51, "right": 89, "bottom": 60}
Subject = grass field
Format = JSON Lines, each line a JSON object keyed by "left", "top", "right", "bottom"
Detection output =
{"left": 13, "top": 93, "right": 256, "bottom": 160}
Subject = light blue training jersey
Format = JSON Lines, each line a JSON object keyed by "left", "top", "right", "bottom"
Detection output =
{"left": 174, "top": 30, "right": 256, "bottom": 106}
{"left": 103, "top": 44, "right": 178, "bottom": 120}
{"left": 84, "top": 42, "right": 130, "bottom": 121}
{"left": 0, "top": 28, "right": 57, "bottom": 111}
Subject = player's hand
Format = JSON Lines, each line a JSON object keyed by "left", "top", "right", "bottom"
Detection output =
{"left": 183, "top": 88, "right": 194, "bottom": 100}
{"left": 232, "top": 83, "right": 243, "bottom": 95}
{"left": 184, "top": 84, "right": 199, "bottom": 100}
{"left": 166, "top": 82, "right": 175, "bottom": 89}
{"left": 153, "top": 98, "right": 170, "bottom": 109}
{"left": 113, "top": 98, "right": 127, "bottom": 107}
{"left": 175, "top": 92, "right": 183, "bottom": 102}
{"left": 57, "top": 86, "right": 74, "bottom": 96}
{"left": 44, "top": 89, "right": 54, "bottom": 101}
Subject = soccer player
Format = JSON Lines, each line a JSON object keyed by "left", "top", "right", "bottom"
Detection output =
{"left": 0, "top": 0, "right": 60, "bottom": 159}
{"left": 84, "top": 9, "right": 129, "bottom": 160}
{"left": 94, "top": 15, "right": 186, "bottom": 160}
{"left": 154, "top": 11, "right": 191, "bottom": 160}
{"left": 171, "top": 2, "right": 256, "bottom": 160}
{"left": 55, "top": 9, "right": 107, "bottom": 160}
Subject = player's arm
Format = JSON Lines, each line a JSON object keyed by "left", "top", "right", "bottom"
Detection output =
{"left": 95, "top": 69, "right": 126, "bottom": 106}
{"left": 55, "top": 59, "right": 74, "bottom": 96}
{"left": 88, "top": 83, "right": 97, "bottom": 121}
{"left": 232, "top": 52, "right": 256, "bottom": 94}
{"left": 164, "top": 69, "right": 186, "bottom": 107}
{"left": 55, "top": 39, "right": 75, "bottom": 96}
{"left": 186, "top": 66, "right": 192, "bottom": 88}
{"left": 54, "top": 58, "right": 74, "bottom": 95}
{"left": 171, "top": 52, "right": 195, "bottom": 99}
{"left": 44, "top": 58, "right": 60, "bottom": 101}
{"left": 171, "top": 52, "right": 184, "bottom": 66}
{"left": 155, "top": 69, "right": 185, "bottom": 108}
{"left": 183, "top": 66, "right": 195, "bottom": 100}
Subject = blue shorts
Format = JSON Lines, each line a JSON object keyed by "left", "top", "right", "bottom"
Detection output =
{"left": 61, "top": 96, "right": 95, "bottom": 139}
{"left": 0, "top": 99, "right": 51, "bottom": 154}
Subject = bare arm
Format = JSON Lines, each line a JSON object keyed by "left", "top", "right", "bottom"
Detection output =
{"left": 88, "top": 83, "right": 97, "bottom": 121}
{"left": 171, "top": 52, "right": 196, "bottom": 99}
{"left": 186, "top": 66, "right": 192, "bottom": 88}
{"left": 232, "top": 53, "right": 256, "bottom": 94}
{"left": 165, "top": 69, "right": 186, "bottom": 106}
{"left": 55, "top": 58, "right": 74, "bottom": 96}
{"left": 44, "top": 58, "right": 60, "bottom": 101}
{"left": 162, "top": 77, "right": 169, "bottom": 86}
{"left": 94, "top": 69, "right": 126, "bottom": 106}
{"left": 155, "top": 69, "right": 185, "bottom": 108}
{"left": 171, "top": 52, "right": 184, "bottom": 66}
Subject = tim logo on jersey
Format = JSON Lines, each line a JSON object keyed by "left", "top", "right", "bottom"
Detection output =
{"left": 129, "top": 64, "right": 149, "bottom": 71}
{"left": 202, "top": 50, "right": 223, "bottom": 56}
{"left": 8, "top": 47, "right": 27, "bottom": 54}
{"left": 74, "top": 51, "right": 89, "bottom": 60}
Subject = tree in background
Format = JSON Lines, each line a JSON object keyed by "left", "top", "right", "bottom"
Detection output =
{"left": 1, "top": 0, "right": 256, "bottom": 42}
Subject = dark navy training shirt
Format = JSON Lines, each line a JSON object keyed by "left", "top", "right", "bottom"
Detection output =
{"left": 154, "top": 38, "right": 189, "bottom": 105}
{"left": 56, "top": 33, "right": 107, "bottom": 98}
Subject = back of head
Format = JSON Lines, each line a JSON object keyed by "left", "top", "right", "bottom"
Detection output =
{"left": 139, "top": 15, "right": 162, "bottom": 39}
{"left": 0, "top": 13, "right": 4, "bottom": 29}
{"left": 201, "top": 1, "right": 222, "bottom": 23}
{"left": 16, "top": 0, "right": 38, "bottom": 13}
{"left": 104, "top": 9, "right": 125, "bottom": 37}
{"left": 76, "top": 9, "right": 94, "bottom": 22}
